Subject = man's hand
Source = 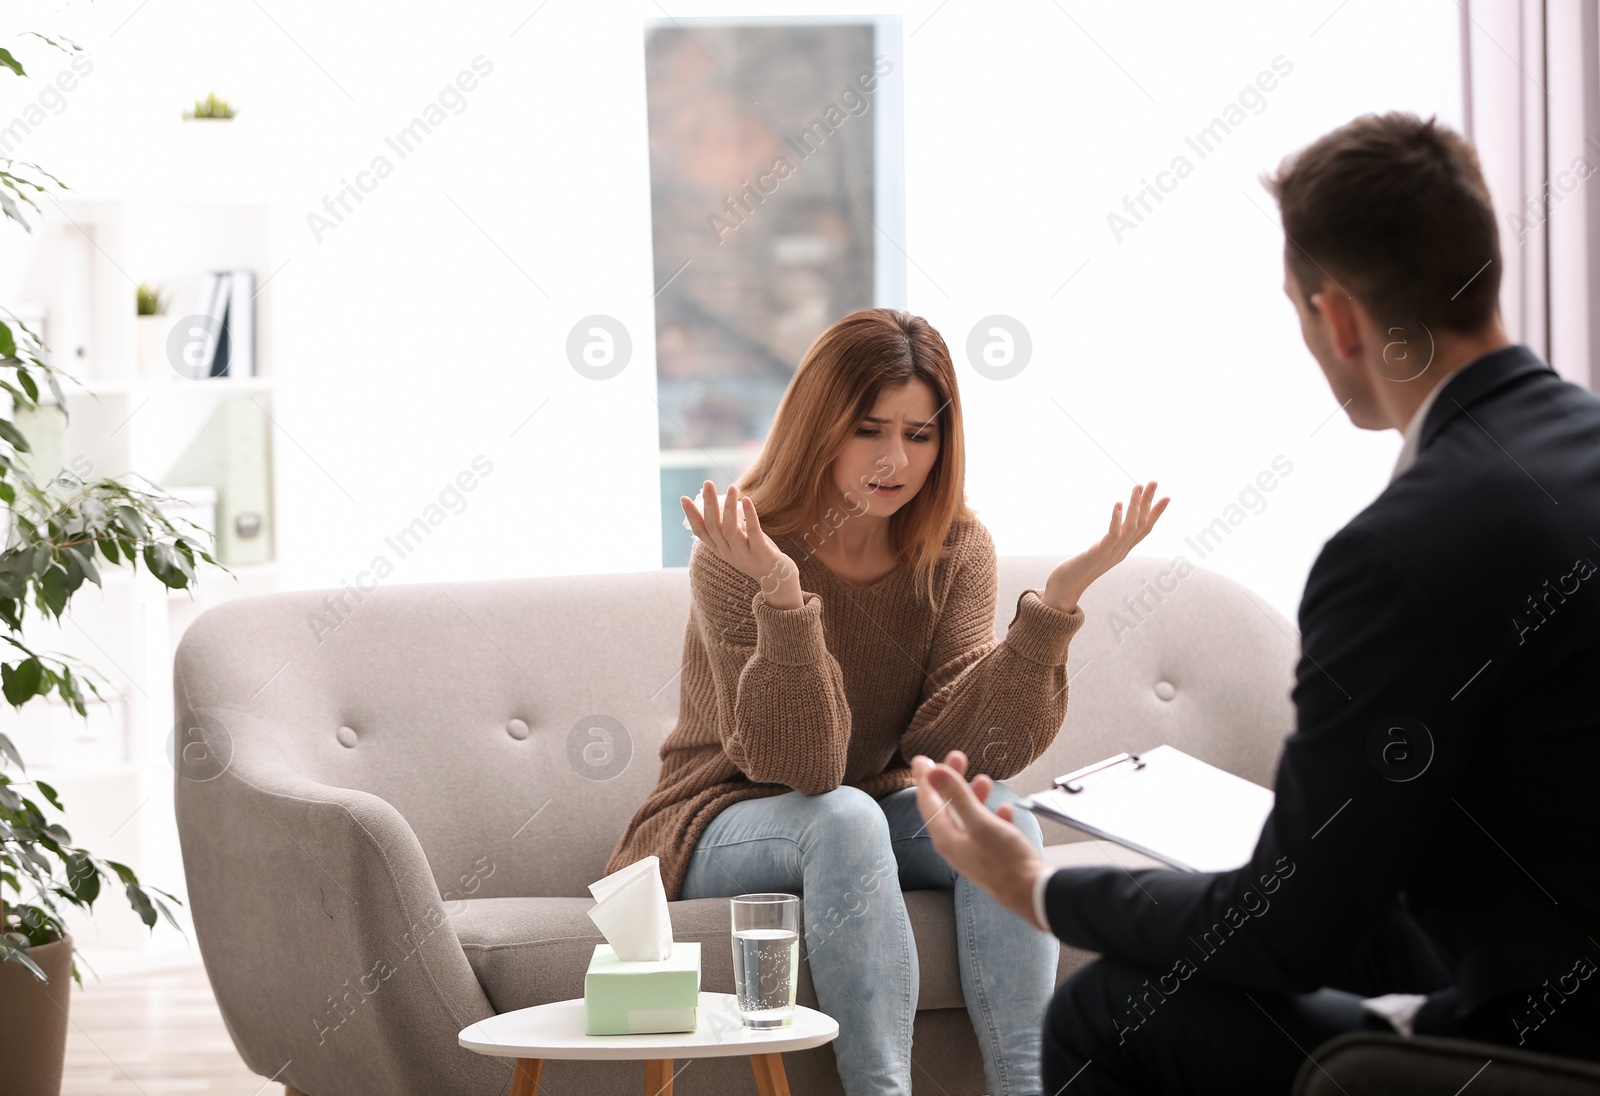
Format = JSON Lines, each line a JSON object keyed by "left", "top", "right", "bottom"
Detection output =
{"left": 911, "top": 750, "right": 1052, "bottom": 932}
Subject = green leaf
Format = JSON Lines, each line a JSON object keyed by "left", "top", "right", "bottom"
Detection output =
{"left": 21, "top": 32, "right": 82, "bottom": 56}
{"left": 0, "top": 191, "right": 26, "bottom": 229}
{"left": 0, "top": 731, "right": 23, "bottom": 772}
{"left": 66, "top": 853, "right": 99, "bottom": 904}
{"left": 19, "top": 844, "right": 49, "bottom": 875}
{"left": 168, "top": 544, "right": 196, "bottom": 585}
{"left": 39, "top": 566, "right": 68, "bottom": 615}
{"left": 0, "top": 418, "right": 30, "bottom": 453}
{"left": 0, "top": 321, "right": 15, "bottom": 357}
{"left": 59, "top": 666, "right": 87, "bottom": 717}
{"left": 115, "top": 506, "right": 148, "bottom": 541}
{"left": 0, "top": 555, "right": 25, "bottom": 589}
{"left": 143, "top": 543, "right": 186, "bottom": 588}
{"left": 125, "top": 883, "right": 157, "bottom": 928}
{"left": 2, "top": 658, "right": 44, "bottom": 706}
{"left": 16, "top": 368, "right": 38, "bottom": 402}
{"left": 7, "top": 160, "right": 66, "bottom": 191}
{"left": 58, "top": 549, "right": 81, "bottom": 587}
{"left": 20, "top": 795, "right": 48, "bottom": 826}
{"left": 0, "top": 48, "right": 23, "bottom": 78}
{"left": 65, "top": 546, "right": 100, "bottom": 589}
{"left": 0, "top": 942, "right": 48, "bottom": 982}
{"left": 35, "top": 779, "right": 62, "bottom": 811}
{"left": 153, "top": 894, "right": 185, "bottom": 934}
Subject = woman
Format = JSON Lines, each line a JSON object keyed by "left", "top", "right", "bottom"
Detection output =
{"left": 606, "top": 307, "right": 1167, "bottom": 1096}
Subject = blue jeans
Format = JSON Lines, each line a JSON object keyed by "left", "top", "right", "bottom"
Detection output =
{"left": 680, "top": 780, "right": 1059, "bottom": 1096}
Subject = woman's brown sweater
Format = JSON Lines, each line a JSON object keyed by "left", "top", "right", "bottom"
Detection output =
{"left": 605, "top": 516, "right": 1086, "bottom": 901}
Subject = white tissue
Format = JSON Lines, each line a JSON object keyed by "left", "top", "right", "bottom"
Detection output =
{"left": 586, "top": 855, "right": 675, "bottom": 962}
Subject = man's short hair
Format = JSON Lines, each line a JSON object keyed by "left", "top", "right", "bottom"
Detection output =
{"left": 1265, "top": 112, "right": 1501, "bottom": 335}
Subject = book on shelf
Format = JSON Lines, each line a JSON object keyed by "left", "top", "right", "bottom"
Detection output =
{"left": 227, "top": 270, "right": 254, "bottom": 378}
{"left": 192, "top": 269, "right": 255, "bottom": 380}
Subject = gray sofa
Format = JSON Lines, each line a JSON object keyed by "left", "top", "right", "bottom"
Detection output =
{"left": 172, "top": 554, "right": 1300, "bottom": 1096}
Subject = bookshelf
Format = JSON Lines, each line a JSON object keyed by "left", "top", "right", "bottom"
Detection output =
{"left": 2, "top": 195, "right": 279, "bottom": 953}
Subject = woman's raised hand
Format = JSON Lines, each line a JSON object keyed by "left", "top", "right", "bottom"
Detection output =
{"left": 681, "top": 481, "right": 804, "bottom": 610}
{"left": 1041, "top": 480, "right": 1171, "bottom": 614}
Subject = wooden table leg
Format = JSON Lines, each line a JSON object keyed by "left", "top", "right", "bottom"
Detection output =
{"left": 510, "top": 1057, "right": 544, "bottom": 1096}
{"left": 645, "top": 1057, "right": 675, "bottom": 1095}
{"left": 750, "top": 1053, "right": 791, "bottom": 1096}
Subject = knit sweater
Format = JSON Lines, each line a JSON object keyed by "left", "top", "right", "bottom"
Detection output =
{"left": 605, "top": 516, "right": 1087, "bottom": 902}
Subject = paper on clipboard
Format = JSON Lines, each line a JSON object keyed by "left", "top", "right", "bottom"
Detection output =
{"left": 1023, "top": 745, "right": 1274, "bottom": 873}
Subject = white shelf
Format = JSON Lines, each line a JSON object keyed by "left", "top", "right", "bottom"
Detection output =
{"left": 52, "top": 375, "right": 274, "bottom": 399}
{"left": 95, "top": 559, "right": 279, "bottom": 592}
{"left": 3, "top": 193, "right": 281, "bottom": 955}
{"left": 29, "top": 758, "right": 144, "bottom": 782}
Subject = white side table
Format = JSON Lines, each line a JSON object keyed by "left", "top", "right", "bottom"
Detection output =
{"left": 459, "top": 991, "right": 839, "bottom": 1096}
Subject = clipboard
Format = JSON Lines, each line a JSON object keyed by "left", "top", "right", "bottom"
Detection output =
{"left": 1020, "top": 745, "right": 1275, "bottom": 873}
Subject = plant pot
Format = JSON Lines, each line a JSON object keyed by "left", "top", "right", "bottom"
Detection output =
{"left": 0, "top": 932, "right": 73, "bottom": 1096}
{"left": 136, "top": 313, "right": 173, "bottom": 380}
{"left": 184, "top": 115, "right": 235, "bottom": 159}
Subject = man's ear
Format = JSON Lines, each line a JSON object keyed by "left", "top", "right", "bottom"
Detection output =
{"left": 1311, "top": 287, "right": 1363, "bottom": 363}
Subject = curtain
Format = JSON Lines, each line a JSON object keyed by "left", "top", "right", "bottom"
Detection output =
{"left": 1462, "top": 0, "right": 1600, "bottom": 388}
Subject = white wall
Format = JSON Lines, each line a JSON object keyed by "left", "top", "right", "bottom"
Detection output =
{"left": 3, "top": 0, "right": 1463, "bottom": 626}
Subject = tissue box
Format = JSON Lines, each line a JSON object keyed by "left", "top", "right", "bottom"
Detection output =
{"left": 583, "top": 941, "right": 702, "bottom": 1035}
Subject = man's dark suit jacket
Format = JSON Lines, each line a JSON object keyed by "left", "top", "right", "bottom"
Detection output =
{"left": 1044, "top": 343, "right": 1600, "bottom": 1029}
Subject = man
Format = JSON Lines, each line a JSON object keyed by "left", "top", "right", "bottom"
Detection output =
{"left": 912, "top": 111, "right": 1600, "bottom": 1094}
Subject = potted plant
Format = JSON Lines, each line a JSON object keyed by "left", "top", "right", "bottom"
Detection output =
{"left": 3, "top": 31, "right": 229, "bottom": 1096}
{"left": 181, "top": 89, "right": 237, "bottom": 121}
{"left": 182, "top": 90, "right": 237, "bottom": 166}
{"left": 135, "top": 282, "right": 169, "bottom": 380}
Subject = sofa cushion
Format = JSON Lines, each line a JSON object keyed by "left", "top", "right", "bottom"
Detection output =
{"left": 1041, "top": 835, "right": 1166, "bottom": 877}
{"left": 450, "top": 839, "right": 1166, "bottom": 1015}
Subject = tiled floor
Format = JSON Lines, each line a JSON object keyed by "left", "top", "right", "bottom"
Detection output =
{"left": 60, "top": 958, "right": 277, "bottom": 1096}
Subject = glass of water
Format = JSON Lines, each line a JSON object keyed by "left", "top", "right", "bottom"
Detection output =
{"left": 730, "top": 893, "right": 799, "bottom": 1029}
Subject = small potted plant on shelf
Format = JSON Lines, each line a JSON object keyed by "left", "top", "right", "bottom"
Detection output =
{"left": 182, "top": 90, "right": 238, "bottom": 166}
{"left": 3, "top": 29, "right": 232, "bottom": 1096}
{"left": 181, "top": 89, "right": 236, "bottom": 121}
{"left": 135, "top": 282, "right": 169, "bottom": 380}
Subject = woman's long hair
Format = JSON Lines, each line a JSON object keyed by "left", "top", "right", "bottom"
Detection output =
{"left": 738, "top": 307, "right": 973, "bottom": 606}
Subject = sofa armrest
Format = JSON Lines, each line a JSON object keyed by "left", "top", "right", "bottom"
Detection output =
{"left": 1294, "top": 1032, "right": 1600, "bottom": 1096}
{"left": 175, "top": 706, "right": 506, "bottom": 1096}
